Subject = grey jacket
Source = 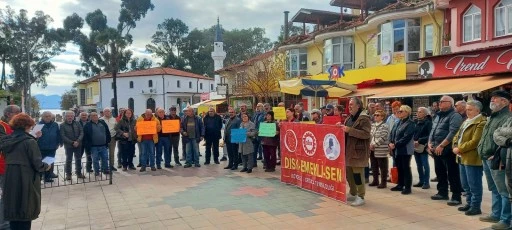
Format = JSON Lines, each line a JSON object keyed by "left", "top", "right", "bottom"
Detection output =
{"left": 496, "top": 117, "right": 512, "bottom": 200}
{"left": 238, "top": 121, "right": 256, "bottom": 155}
{"left": 429, "top": 108, "right": 463, "bottom": 147}
{"left": 60, "top": 121, "right": 84, "bottom": 149}
{"left": 370, "top": 122, "right": 390, "bottom": 158}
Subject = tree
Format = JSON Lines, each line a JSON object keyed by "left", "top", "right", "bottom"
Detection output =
{"left": 274, "top": 24, "right": 305, "bottom": 46}
{"left": 129, "top": 57, "right": 153, "bottom": 70}
{"left": 64, "top": 0, "right": 155, "bottom": 116}
{"left": 146, "top": 18, "right": 188, "bottom": 69}
{"left": 0, "top": 7, "right": 68, "bottom": 113}
{"left": 60, "top": 88, "right": 77, "bottom": 110}
{"left": 239, "top": 52, "right": 285, "bottom": 103}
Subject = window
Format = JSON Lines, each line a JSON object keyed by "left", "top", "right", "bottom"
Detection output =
{"left": 79, "top": 89, "right": 86, "bottom": 105}
{"left": 424, "top": 24, "right": 434, "bottom": 57}
{"left": 285, "top": 48, "right": 307, "bottom": 78}
{"left": 128, "top": 98, "right": 134, "bottom": 111}
{"left": 148, "top": 80, "right": 153, "bottom": 87}
{"left": 323, "top": 37, "right": 354, "bottom": 72}
{"left": 378, "top": 19, "right": 421, "bottom": 61}
{"left": 177, "top": 80, "right": 181, "bottom": 88}
{"left": 110, "top": 98, "right": 115, "bottom": 108}
{"left": 463, "top": 5, "right": 482, "bottom": 42}
{"left": 200, "top": 83, "right": 203, "bottom": 90}
{"left": 211, "top": 84, "right": 214, "bottom": 91}
{"left": 129, "top": 81, "right": 134, "bottom": 88}
{"left": 189, "top": 81, "right": 192, "bottom": 88}
{"left": 146, "top": 98, "right": 156, "bottom": 112}
{"left": 495, "top": 0, "right": 512, "bottom": 37}
{"left": 111, "top": 82, "right": 114, "bottom": 89}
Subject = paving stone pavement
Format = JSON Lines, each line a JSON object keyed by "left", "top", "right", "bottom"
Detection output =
{"left": 35, "top": 143, "right": 496, "bottom": 230}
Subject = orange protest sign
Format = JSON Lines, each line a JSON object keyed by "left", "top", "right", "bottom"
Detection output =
{"left": 162, "top": 120, "right": 180, "bottom": 133}
{"left": 136, "top": 121, "right": 157, "bottom": 135}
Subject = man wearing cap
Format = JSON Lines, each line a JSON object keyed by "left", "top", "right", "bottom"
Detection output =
{"left": 325, "top": 104, "right": 335, "bottom": 116}
{"left": 311, "top": 109, "right": 323, "bottom": 124}
{"left": 477, "top": 90, "right": 512, "bottom": 229}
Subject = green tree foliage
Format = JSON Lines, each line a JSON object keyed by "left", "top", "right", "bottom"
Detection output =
{"left": 274, "top": 24, "right": 305, "bottom": 46}
{"left": 60, "top": 88, "right": 77, "bottom": 110}
{"left": 129, "top": 57, "right": 153, "bottom": 71}
{"left": 64, "top": 0, "right": 154, "bottom": 115}
{"left": 0, "top": 6, "right": 68, "bottom": 112}
{"left": 147, "top": 19, "right": 273, "bottom": 77}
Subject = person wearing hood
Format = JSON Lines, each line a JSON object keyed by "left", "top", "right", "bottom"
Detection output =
{"left": 36, "top": 111, "right": 61, "bottom": 183}
{"left": 343, "top": 97, "right": 371, "bottom": 206}
{"left": 1, "top": 113, "right": 51, "bottom": 230}
{"left": 136, "top": 109, "right": 161, "bottom": 172}
{"left": 428, "top": 95, "right": 463, "bottom": 205}
{"left": 413, "top": 107, "right": 433, "bottom": 189}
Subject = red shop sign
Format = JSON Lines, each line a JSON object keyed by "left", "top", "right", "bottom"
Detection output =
{"left": 418, "top": 45, "right": 512, "bottom": 78}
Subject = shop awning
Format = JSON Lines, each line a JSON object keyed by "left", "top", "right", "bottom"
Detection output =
{"left": 204, "top": 100, "right": 226, "bottom": 106}
{"left": 190, "top": 100, "right": 210, "bottom": 109}
{"left": 368, "top": 76, "right": 512, "bottom": 99}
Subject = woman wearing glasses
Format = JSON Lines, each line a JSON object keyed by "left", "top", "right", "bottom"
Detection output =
{"left": 369, "top": 110, "right": 390, "bottom": 188}
{"left": 413, "top": 107, "right": 433, "bottom": 189}
{"left": 389, "top": 105, "right": 416, "bottom": 195}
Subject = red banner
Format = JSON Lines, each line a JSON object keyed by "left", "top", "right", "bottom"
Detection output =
{"left": 418, "top": 45, "right": 512, "bottom": 78}
{"left": 280, "top": 123, "right": 346, "bottom": 202}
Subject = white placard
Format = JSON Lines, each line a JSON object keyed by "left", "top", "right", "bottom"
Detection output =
{"left": 30, "top": 124, "right": 44, "bottom": 137}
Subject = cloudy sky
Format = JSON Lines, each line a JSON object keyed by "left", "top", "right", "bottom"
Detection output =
{"left": 1, "top": 0, "right": 336, "bottom": 96}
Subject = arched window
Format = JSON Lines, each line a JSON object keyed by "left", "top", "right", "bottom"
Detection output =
{"left": 146, "top": 98, "right": 156, "bottom": 112}
{"left": 128, "top": 98, "right": 134, "bottom": 111}
{"left": 129, "top": 81, "right": 134, "bottom": 88}
{"left": 189, "top": 81, "right": 192, "bottom": 88}
{"left": 495, "top": 0, "right": 512, "bottom": 36}
{"left": 110, "top": 98, "right": 116, "bottom": 108}
{"left": 463, "top": 5, "right": 482, "bottom": 42}
{"left": 148, "top": 80, "right": 153, "bottom": 87}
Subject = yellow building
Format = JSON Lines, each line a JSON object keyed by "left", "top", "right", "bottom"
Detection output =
{"left": 278, "top": 0, "right": 445, "bottom": 108}
{"left": 77, "top": 74, "right": 104, "bottom": 108}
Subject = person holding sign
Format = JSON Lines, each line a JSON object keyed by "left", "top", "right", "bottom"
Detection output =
{"left": 136, "top": 109, "right": 161, "bottom": 172}
{"left": 167, "top": 106, "right": 182, "bottom": 166}
{"left": 115, "top": 109, "right": 137, "bottom": 171}
{"left": 261, "top": 111, "right": 279, "bottom": 172}
{"left": 155, "top": 108, "right": 173, "bottom": 169}
{"left": 180, "top": 107, "right": 205, "bottom": 168}
{"left": 203, "top": 107, "right": 223, "bottom": 165}
{"left": 239, "top": 113, "right": 256, "bottom": 173}
{"left": 224, "top": 108, "right": 241, "bottom": 170}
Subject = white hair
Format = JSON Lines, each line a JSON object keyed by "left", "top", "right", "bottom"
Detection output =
{"left": 42, "top": 111, "right": 53, "bottom": 117}
{"left": 65, "top": 111, "right": 75, "bottom": 116}
{"left": 441, "top": 95, "right": 455, "bottom": 107}
{"left": 417, "top": 107, "right": 430, "bottom": 116}
{"left": 103, "top": 108, "right": 111, "bottom": 113}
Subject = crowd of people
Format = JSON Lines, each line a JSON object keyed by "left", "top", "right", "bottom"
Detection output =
{"left": 2, "top": 89, "right": 512, "bottom": 229}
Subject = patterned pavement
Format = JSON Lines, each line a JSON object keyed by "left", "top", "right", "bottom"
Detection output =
{"left": 34, "top": 144, "right": 496, "bottom": 230}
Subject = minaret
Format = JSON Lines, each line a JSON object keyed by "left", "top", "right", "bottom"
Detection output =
{"left": 211, "top": 17, "right": 226, "bottom": 90}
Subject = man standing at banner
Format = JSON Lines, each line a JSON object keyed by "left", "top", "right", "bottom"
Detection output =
{"left": 137, "top": 109, "right": 160, "bottom": 172}
{"left": 344, "top": 97, "right": 371, "bottom": 206}
{"left": 224, "top": 108, "right": 241, "bottom": 170}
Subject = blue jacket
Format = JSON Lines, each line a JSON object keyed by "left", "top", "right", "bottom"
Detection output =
{"left": 429, "top": 108, "right": 463, "bottom": 147}
{"left": 252, "top": 111, "right": 266, "bottom": 130}
{"left": 37, "top": 120, "right": 61, "bottom": 151}
{"left": 180, "top": 115, "right": 205, "bottom": 142}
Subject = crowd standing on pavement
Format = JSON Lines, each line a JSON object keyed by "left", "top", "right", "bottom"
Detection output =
{"left": 2, "top": 89, "right": 512, "bottom": 229}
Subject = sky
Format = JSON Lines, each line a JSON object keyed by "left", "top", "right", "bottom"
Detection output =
{"left": 1, "top": 0, "right": 337, "bottom": 96}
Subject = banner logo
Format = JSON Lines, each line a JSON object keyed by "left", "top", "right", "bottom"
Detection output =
{"left": 284, "top": 130, "right": 298, "bottom": 152}
{"left": 302, "top": 131, "right": 317, "bottom": 156}
{"left": 323, "top": 134, "right": 340, "bottom": 160}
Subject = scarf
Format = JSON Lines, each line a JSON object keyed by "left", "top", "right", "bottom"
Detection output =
{"left": 458, "top": 114, "right": 482, "bottom": 145}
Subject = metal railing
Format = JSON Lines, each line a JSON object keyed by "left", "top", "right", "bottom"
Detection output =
{"left": 41, "top": 161, "right": 111, "bottom": 189}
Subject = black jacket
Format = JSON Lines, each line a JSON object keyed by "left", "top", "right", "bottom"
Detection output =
{"left": 115, "top": 116, "right": 137, "bottom": 144}
{"left": 414, "top": 116, "right": 433, "bottom": 146}
{"left": 390, "top": 118, "right": 416, "bottom": 156}
{"left": 83, "top": 120, "right": 111, "bottom": 148}
{"left": 203, "top": 114, "right": 223, "bottom": 140}
{"left": 429, "top": 108, "right": 463, "bottom": 147}
{"left": 0, "top": 130, "right": 48, "bottom": 221}
{"left": 224, "top": 116, "right": 241, "bottom": 143}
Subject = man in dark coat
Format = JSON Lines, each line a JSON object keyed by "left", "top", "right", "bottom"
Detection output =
{"left": 203, "top": 107, "right": 223, "bottom": 165}
{"left": 0, "top": 118, "right": 50, "bottom": 229}
{"left": 60, "top": 111, "right": 85, "bottom": 180}
{"left": 168, "top": 106, "right": 182, "bottom": 166}
{"left": 180, "top": 107, "right": 204, "bottom": 168}
{"left": 83, "top": 112, "right": 111, "bottom": 176}
{"left": 36, "top": 111, "right": 61, "bottom": 182}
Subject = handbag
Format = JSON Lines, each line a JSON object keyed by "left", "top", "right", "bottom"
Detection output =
{"left": 491, "top": 146, "right": 504, "bottom": 170}
{"left": 390, "top": 167, "right": 398, "bottom": 184}
{"left": 414, "top": 144, "right": 426, "bottom": 153}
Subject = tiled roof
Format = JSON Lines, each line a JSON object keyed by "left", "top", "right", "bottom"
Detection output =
{"left": 215, "top": 51, "right": 274, "bottom": 73}
{"left": 82, "top": 67, "right": 212, "bottom": 83}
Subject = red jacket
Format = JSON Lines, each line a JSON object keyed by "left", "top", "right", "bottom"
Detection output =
{"left": 0, "top": 120, "right": 13, "bottom": 175}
